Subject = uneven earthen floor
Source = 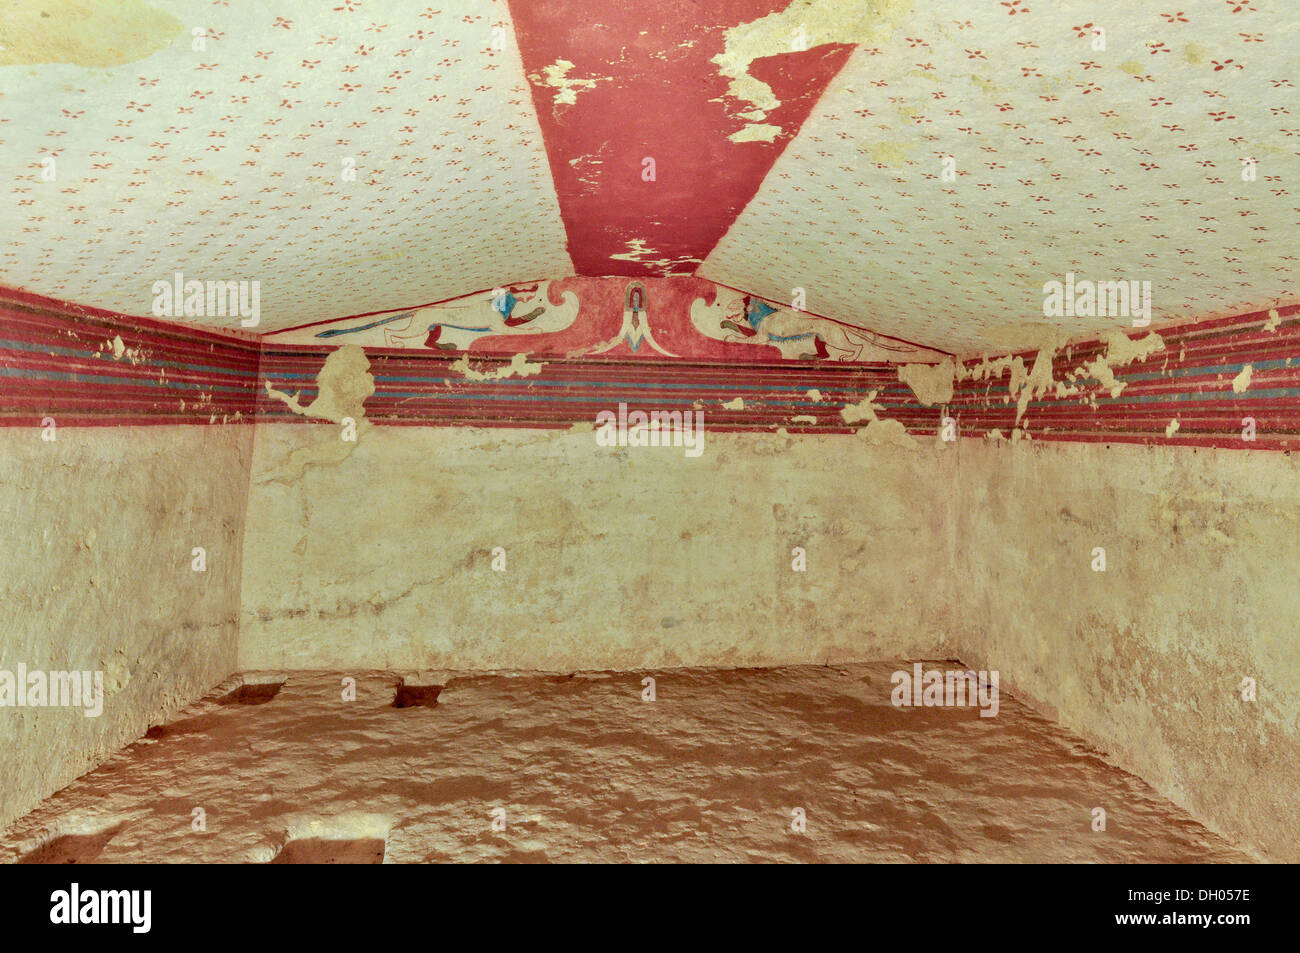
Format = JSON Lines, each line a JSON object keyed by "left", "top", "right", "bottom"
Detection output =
{"left": 1, "top": 663, "right": 1246, "bottom": 863}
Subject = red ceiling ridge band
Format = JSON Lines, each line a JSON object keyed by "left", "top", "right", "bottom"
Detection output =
{"left": 507, "top": 0, "right": 856, "bottom": 277}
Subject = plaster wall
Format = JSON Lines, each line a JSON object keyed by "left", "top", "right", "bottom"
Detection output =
{"left": 9, "top": 412, "right": 1292, "bottom": 861}
{"left": 238, "top": 426, "right": 959, "bottom": 671}
{"left": 950, "top": 439, "right": 1300, "bottom": 862}
{"left": 0, "top": 426, "right": 253, "bottom": 830}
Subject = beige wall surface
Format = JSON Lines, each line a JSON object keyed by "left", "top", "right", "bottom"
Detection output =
{"left": 238, "top": 425, "right": 958, "bottom": 671}
{"left": 950, "top": 439, "right": 1300, "bottom": 862}
{"left": 0, "top": 426, "right": 253, "bottom": 830}
{"left": 4, "top": 415, "right": 1296, "bottom": 862}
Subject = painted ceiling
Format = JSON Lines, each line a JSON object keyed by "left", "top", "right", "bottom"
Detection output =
{"left": 699, "top": 0, "right": 1300, "bottom": 353}
{"left": 0, "top": 0, "right": 1295, "bottom": 355}
{"left": 0, "top": 0, "right": 573, "bottom": 332}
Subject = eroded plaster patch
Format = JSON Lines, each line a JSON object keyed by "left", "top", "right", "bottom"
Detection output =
{"left": 858, "top": 418, "right": 917, "bottom": 449}
{"left": 839, "top": 392, "right": 881, "bottom": 425}
{"left": 98, "top": 334, "right": 146, "bottom": 365}
{"left": 451, "top": 352, "right": 544, "bottom": 381}
{"left": 1232, "top": 364, "right": 1253, "bottom": 393}
{"left": 1070, "top": 332, "right": 1166, "bottom": 400}
{"left": 898, "top": 357, "right": 955, "bottom": 406}
{"left": 839, "top": 389, "right": 916, "bottom": 449}
{"left": 608, "top": 239, "right": 701, "bottom": 273}
{"left": 729, "top": 123, "right": 782, "bottom": 143}
{"left": 962, "top": 330, "right": 1164, "bottom": 426}
{"left": 261, "top": 345, "right": 375, "bottom": 484}
{"left": 956, "top": 330, "right": 1166, "bottom": 428}
{"left": 866, "top": 140, "right": 908, "bottom": 167}
{"left": 957, "top": 348, "right": 1060, "bottom": 426}
{"left": 711, "top": 0, "right": 911, "bottom": 138}
{"left": 0, "top": 0, "right": 181, "bottom": 68}
{"left": 267, "top": 345, "right": 373, "bottom": 424}
{"left": 530, "top": 59, "right": 607, "bottom": 107}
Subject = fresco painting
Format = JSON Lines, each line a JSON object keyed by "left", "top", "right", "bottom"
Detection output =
{"left": 295, "top": 281, "right": 581, "bottom": 353}
{"left": 689, "top": 290, "right": 947, "bottom": 364}
{"left": 271, "top": 277, "right": 946, "bottom": 365}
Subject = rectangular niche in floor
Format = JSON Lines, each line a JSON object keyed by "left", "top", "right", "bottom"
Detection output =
{"left": 269, "top": 838, "right": 386, "bottom": 864}
{"left": 219, "top": 680, "right": 285, "bottom": 705}
{"left": 392, "top": 681, "right": 442, "bottom": 708}
{"left": 19, "top": 823, "right": 125, "bottom": 864}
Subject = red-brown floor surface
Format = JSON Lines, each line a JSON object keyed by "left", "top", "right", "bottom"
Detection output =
{"left": 0, "top": 663, "right": 1247, "bottom": 863}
